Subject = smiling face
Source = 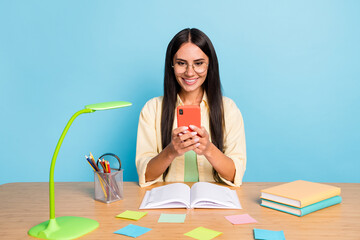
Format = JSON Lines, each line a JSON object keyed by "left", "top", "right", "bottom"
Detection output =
{"left": 173, "top": 42, "right": 209, "bottom": 96}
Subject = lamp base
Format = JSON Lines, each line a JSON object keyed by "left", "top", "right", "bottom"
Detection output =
{"left": 28, "top": 216, "right": 99, "bottom": 239}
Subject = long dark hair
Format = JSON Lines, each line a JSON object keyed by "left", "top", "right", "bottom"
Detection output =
{"left": 161, "top": 28, "right": 224, "bottom": 182}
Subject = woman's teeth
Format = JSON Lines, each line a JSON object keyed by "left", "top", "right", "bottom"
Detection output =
{"left": 184, "top": 78, "right": 197, "bottom": 84}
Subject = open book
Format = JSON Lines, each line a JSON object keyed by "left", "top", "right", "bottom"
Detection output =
{"left": 139, "top": 182, "right": 242, "bottom": 209}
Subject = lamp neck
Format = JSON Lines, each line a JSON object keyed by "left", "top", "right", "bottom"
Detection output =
{"left": 49, "top": 108, "right": 94, "bottom": 219}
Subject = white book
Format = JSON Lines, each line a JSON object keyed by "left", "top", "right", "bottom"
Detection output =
{"left": 139, "top": 182, "right": 242, "bottom": 209}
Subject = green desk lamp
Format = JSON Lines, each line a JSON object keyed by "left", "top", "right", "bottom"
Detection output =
{"left": 28, "top": 101, "right": 132, "bottom": 240}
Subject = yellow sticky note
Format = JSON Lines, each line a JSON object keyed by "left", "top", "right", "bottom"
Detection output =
{"left": 116, "top": 210, "right": 147, "bottom": 220}
{"left": 184, "top": 227, "right": 222, "bottom": 240}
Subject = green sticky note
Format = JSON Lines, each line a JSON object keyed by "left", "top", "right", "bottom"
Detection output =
{"left": 116, "top": 210, "right": 147, "bottom": 220}
{"left": 158, "top": 213, "right": 186, "bottom": 223}
{"left": 184, "top": 227, "right": 222, "bottom": 240}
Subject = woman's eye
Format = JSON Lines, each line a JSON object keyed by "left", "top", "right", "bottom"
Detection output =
{"left": 177, "top": 62, "right": 186, "bottom": 66}
{"left": 194, "top": 62, "right": 204, "bottom": 66}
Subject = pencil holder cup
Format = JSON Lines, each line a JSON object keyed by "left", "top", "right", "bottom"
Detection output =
{"left": 94, "top": 170, "right": 124, "bottom": 203}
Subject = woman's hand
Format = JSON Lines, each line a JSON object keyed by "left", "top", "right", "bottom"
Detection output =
{"left": 168, "top": 126, "right": 200, "bottom": 157}
{"left": 188, "top": 125, "right": 212, "bottom": 156}
{"left": 188, "top": 125, "right": 236, "bottom": 182}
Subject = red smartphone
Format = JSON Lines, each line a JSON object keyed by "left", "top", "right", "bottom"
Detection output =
{"left": 177, "top": 105, "right": 201, "bottom": 132}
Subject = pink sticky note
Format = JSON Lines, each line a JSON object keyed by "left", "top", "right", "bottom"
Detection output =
{"left": 225, "top": 214, "right": 257, "bottom": 225}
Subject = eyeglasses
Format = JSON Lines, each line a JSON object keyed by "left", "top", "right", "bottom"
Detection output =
{"left": 172, "top": 61, "right": 208, "bottom": 74}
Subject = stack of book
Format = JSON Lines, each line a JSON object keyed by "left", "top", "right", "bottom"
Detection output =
{"left": 260, "top": 180, "right": 342, "bottom": 217}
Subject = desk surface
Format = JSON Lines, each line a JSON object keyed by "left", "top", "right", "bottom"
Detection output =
{"left": 0, "top": 182, "right": 359, "bottom": 240}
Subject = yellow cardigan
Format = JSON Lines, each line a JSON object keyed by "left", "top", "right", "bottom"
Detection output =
{"left": 136, "top": 93, "right": 246, "bottom": 187}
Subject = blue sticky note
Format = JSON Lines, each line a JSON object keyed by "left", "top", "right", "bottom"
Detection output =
{"left": 114, "top": 224, "right": 151, "bottom": 238}
{"left": 253, "top": 228, "right": 286, "bottom": 240}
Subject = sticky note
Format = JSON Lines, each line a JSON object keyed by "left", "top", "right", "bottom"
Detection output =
{"left": 184, "top": 226, "right": 222, "bottom": 240}
{"left": 253, "top": 228, "right": 286, "bottom": 240}
{"left": 158, "top": 213, "right": 186, "bottom": 223}
{"left": 114, "top": 224, "right": 151, "bottom": 238}
{"left": 116, "top": 210, "right": 147, "bottom": 220}
{"left": 225, "top": 214, "right": 257, "bottom": 225}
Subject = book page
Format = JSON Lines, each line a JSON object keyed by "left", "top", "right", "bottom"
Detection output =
{"left": 190, "top": 182, "right": 241, "bottom": 209}
{"left": 140, "top": 183, "right": 191, "bottom": 209}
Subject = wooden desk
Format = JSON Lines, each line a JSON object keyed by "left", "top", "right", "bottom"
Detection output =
{"left": 0, "top": 182, "right": 359, "bottom": 239}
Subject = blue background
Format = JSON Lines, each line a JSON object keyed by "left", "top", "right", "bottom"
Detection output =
{"left": 1, "top": 1, "right": 359, "bottom": 184}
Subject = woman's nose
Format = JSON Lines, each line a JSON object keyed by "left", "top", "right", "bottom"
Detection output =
{"left": 184, "top": 64, "right": 196, "bottom": 76}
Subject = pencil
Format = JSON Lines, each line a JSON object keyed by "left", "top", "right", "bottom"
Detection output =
{"left": 86, "top": 157, "right": 108, "bottom": 198}
{"left": 89, "top": 152, "right": 98, "bottom": 170}
{"left": 97, "top": 173, "right": 108, "bottom": 199}
{"left": 106, "top": 161, "right": 111, "bottom": 173}
{"left": 85, "top": 155, "right": 99, "bottom": 171}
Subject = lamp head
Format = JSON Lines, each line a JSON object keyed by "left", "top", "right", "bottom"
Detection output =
{"left": 85, "top": 101, "right": 132, "bottom": 111}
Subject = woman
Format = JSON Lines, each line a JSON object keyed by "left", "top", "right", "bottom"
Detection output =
{"left": 136, "top": 28, "right": 246, "bottom": 187}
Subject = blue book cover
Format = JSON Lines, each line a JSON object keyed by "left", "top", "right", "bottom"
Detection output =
{"left": 261, "top": 195, "right": 342, "bottom": 217}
